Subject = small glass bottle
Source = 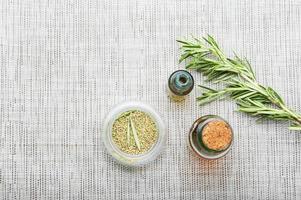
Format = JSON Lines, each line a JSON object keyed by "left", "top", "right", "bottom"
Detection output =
{"left": 188, "top": 115, "right": 233, "bottom": 159}
{"left": 167, "top": 70, "right": 194, "bottom": 102}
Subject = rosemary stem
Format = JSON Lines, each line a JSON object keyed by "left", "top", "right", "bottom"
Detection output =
{"left": 243, "top": 76, "right": 301, "bottom": 123}
{"left": 279, "top": 103, "right": 301, "bottom": 124}
{"left": 178, "top": 35, "right": 301, "bottom": 130}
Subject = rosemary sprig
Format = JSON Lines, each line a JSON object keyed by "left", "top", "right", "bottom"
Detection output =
{"left": 118, "top": 110, "right": 135, "bottom": 119}
{"left": 127, "top": 119, "right": 131, "bottom": 146}
{"left": 130, "top": 118, "right": 141, "bottom": 150}
{"left": 177, "top": 35, "right": 301, "bottom": 130}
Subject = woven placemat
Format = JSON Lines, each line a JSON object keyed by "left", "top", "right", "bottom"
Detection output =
{"left": 0, "top": 0, "right": 300, "bottom": 199}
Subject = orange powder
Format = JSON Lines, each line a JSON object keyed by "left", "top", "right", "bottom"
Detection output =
{"left": 202, "top": 120, "right": 232, "bottom": 151}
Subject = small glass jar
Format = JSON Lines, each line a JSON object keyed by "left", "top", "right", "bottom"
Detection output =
{"left": 102, "top": 101, "right": 166, "bottom": 167}
{"left": 167, "top": 70, "right": 194, "bottom": 102}
{"left": 188, "top": 115, "right": 233, "bottom": 159}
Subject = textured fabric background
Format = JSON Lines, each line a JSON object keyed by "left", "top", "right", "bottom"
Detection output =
{"left": 0, "top": 0, "right": 301, "bottom": 199}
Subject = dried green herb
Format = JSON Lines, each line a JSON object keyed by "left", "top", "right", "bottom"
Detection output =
{"left": 112, "top": 110, "right": 158, "bottom": 154}
{"left": 177, "top": 35, "right": 301, "bottom": 130}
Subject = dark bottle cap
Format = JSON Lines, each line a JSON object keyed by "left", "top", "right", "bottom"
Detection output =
{"left": 168, "top": 70, "right": 194, "bottom": 96}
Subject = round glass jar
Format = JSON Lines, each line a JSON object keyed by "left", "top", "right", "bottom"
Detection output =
{"left": 102, "top": 101, "right": 166, "bottom": 167}
{"left": 188, "top": 115, "right": 233, "bottom": 159}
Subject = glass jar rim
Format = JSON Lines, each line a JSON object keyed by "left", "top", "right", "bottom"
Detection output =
{"left": 102, "top": 101, "right": 166, "bottom": 167}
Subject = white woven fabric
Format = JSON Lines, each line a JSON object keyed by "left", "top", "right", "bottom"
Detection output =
{"left": 0, "top": 0, "right": 301, "bottom": 199}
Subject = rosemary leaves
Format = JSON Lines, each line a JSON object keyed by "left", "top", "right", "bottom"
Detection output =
{"left": 112, "top": 110, "right": 158, "bottom": 155}
{"left": 177, "top": 35, "right": 301, "bottom": 130}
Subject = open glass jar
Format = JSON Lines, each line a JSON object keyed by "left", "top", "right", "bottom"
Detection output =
{"left": 102, "top": 101, "right": 166, "bottom": 167}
